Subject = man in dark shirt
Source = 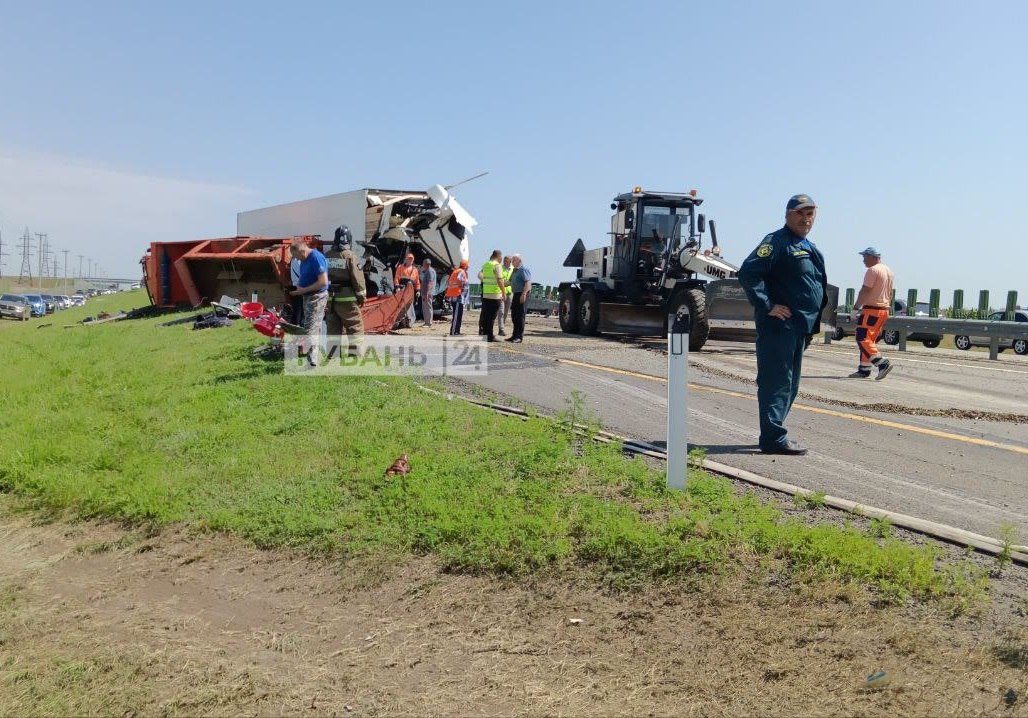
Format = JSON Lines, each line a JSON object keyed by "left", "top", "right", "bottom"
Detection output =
{"left": 738, "top": 194, "right": 828, "bottom": 456}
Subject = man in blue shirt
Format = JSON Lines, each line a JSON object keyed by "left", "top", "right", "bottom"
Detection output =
{"left": 738, "top": 194, "right": 828, "bottom": 455}
{"left": 288, "top": 237, "right": 329, "bottom": 367}
{"left": 506, "top": 254, "right": 533, "bottom": 343}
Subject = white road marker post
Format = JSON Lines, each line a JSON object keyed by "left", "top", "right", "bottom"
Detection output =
{"left": 666, "top": 308, "right": 690, "bottom": 490}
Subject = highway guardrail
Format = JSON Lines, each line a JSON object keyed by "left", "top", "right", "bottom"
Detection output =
{"left": 829, "top": 313, "right": 1028, "bottom": 360}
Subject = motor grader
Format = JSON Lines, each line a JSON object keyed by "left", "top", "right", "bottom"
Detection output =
{"left": 557, "top": 187, "right": 743, "bottom": 351}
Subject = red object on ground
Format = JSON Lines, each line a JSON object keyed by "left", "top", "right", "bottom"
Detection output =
{"left": 239, "top": 302, "right": 265, "bottom": 319}
{"left": 384, "top": 454, "right": 410, "bottom": 477}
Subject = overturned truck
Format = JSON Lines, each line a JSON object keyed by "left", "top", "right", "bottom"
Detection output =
{"left": 141, "top": 184, "right": 476, "bottom": 333}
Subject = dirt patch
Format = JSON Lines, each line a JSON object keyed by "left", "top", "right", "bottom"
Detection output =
{"left": 2, "top": 503, "right": 1027, "bottom": 716}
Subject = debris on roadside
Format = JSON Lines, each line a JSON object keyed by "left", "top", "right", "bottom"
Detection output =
{"left": 384, "top": 454, "right": 410, "bottom": 477}
{"left": 192, "top": 316, "right": 234, "bottom": 330}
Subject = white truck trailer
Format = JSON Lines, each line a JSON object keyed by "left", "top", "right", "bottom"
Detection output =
{"left": 237, "top": 185, "right": 476, "bottom": 299}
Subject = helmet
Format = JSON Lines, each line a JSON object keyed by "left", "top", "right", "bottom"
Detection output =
{"left": 333, "top": 225, "right": 352, "bottom": 250}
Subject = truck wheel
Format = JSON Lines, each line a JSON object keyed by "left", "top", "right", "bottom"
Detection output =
{"left": 668, "top": 287, "right": 709, "bottom": 352}
{"left": 578, "top": 289, "right": 601, "bottom": 335}
{"left": 954, "top": 335, "right": 972, "bottom": 350}
{"left": 882, "top": 329, "right": 900, "bottom": 345}
{"left": 921, "top": 337, "right": 941, "bottom": 349}
{"left": 832, "top": 327, "right": 845, "bottom": 341}
{"left": 558, "top": 290, "right": 580, "bottom": 334}
{"left": 1014, "top": 339, "right": 1028, "bottom": 356}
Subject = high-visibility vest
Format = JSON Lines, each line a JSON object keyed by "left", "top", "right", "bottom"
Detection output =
{"left": 395, "top": 264, "right": 420, "bottom": 289}
{"left": 502, "top": 265, "right": 514, "bottom": 296}
{"left": 480, "top": 260, "right": 502, "bottom": 298}
{"left": 445, "top": 268, "right": 467, "bottom": 299}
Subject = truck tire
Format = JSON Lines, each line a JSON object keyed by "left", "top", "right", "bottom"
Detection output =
{"left": 832, "top": 327, "right": 845, "bottom": 341}
{"left": 882, "top": 329, "right": 900, "bottom": 345}
{"left": 1014, "top": 339, "right": 1028, "bottom": 356}
{"left": 578, "top": 288, "right": 601, "bottom": 335}
{"left": 921, "top": 337, "right": 941, "bottom": 349}
{"left": 559, "top": 289, "right": 580, "bottom": 334}
{"left": 668, "top": 287, "right": 709, "bottom": 352}
{"left": 954, "top": 335, "right": 971, "bottom": 350}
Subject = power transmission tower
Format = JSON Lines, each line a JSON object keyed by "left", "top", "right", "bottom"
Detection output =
{"left": 18, "top": 228, "right": 33, "bottom": 284}
{"left": 35, "top": 233, "right": 47, "bottom": 283}
{"left": 0, "top": 228, "right": 8, "bottom": 277}
{"left": 63, "top": 249, "right": 70, "bottom": 289}
{"left": 77, "top": 254, "right": 83, "bottom": 280}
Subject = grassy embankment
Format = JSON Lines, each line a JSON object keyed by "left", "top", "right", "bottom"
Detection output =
{"left": 0, "top": 291, "right": 987, "bottom": 604}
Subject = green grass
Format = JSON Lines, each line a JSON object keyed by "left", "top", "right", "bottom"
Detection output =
{"left": 0, "top": 293, "right": 986, "bottom": 604}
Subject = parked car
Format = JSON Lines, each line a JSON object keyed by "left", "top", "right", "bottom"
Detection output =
{"left": 39, "top": 294, "right": 61, "bottom": 313}
{"left": 833, "top": 299, "right": 944, "bottom": 348}
{"left": 71, "top": 295, "right": 86, "bottom": 307}
{"left": 57, "top": 295, "right": 74, "bottom": 309}
{"left": 0, "top": 296, "right": 31, "bottom": 321}
{"left": 954, "top": 310, "right": 1028, "bottom": 355}
{"left": 11, "top": 293, "right": 47, "bottom": 317}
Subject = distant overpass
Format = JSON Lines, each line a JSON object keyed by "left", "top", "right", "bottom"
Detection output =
{"left": 79, "top": 277, "right": 142, "bottom": 285}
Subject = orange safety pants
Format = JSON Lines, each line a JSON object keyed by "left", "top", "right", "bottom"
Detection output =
{"left": 855, "top": 307, "right": 890, "bottom": 369}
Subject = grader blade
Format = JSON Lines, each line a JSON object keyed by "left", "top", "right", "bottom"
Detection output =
{"left": 597, "top": 302, "right": 664, "bottom": 336}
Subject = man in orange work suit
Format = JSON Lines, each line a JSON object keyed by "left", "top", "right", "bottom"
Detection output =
{"left": 849, "top": 247, "right": 895, "bottom": 380}
{"left": 394, "top": 252, "right": 421, "bottom": 328}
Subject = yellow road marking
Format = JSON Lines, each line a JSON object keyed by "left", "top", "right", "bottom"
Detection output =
{"left": 551, "top": 356, "right": 1028, "bottom": 456}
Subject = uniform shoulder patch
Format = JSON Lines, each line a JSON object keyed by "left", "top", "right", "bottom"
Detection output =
{"left": 756, "top": 243, "right": 773, "bottom": 258}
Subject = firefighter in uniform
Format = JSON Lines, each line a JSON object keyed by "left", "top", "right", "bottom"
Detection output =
{"left": 324, "top": 225, "right": 367, "bottom": 355}
{"left": 738, "top": 195, "right": 829, "bottom": 456}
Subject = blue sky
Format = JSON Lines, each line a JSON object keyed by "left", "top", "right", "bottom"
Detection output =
{"left": 1, "top": 0, "right": 1025, "bottom": 302}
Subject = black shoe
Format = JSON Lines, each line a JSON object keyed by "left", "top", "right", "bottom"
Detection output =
{"left": 486, "top": 337, "right": 499, "bottom": 342}
{"left": 848, "top": 370, "right": 871, "bottom": 378}
{"left": 760, "top": 441, "right": 808, "bottom": 456}
{"left": 875, "top": 361, "right": 893, "bottom": 381}
{"left": 504, "top": 336, "right": 517, "bottom": 342}
{"left": 511, "top": 338, "right": 523, "bottom": 343}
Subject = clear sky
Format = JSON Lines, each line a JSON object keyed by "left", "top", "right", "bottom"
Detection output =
{"left": 1, "top": 0, "right": 1025, "bottom": 303}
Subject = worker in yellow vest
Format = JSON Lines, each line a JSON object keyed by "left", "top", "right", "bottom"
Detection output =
{"left": 498, "top": 255, "right": 514, "bottom": 336}
{"left": 477, "top": 249, "right": 505, "bottom": 342}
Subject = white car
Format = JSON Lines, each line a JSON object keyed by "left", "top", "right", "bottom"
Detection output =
{"left": 954, "top": 310, "right": 1028, "bottom": 355}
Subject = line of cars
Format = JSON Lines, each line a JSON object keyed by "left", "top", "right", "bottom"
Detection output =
{"left": 0, "top": 289, "right": 91, "bottom": 322}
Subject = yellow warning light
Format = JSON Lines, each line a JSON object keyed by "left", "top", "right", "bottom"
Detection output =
{"left": 689, "top": 189, "right": 698, "bottom": 197}
{"left": 633, "top": 186, "right": 642, "bottom": 193}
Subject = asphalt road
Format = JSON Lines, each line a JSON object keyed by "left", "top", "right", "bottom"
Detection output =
{"left": 445, "top": 313, "right": 1028, "bottom": 539}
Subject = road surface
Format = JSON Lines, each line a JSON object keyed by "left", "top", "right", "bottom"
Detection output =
{"left": 449, "top": 315, "right": 1028, "bottom": 539}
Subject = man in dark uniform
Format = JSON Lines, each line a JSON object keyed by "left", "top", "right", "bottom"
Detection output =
{"left": 738, "top": 194, "right": 829, "bottom": 456}
{"left": 324, "top": 225, "right": 367, "bottom": 356}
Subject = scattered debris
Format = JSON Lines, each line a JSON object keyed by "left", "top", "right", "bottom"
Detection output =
{"left": 864, "top": 670, "right": 890, "bottom": 690}
{"left": 193, "top": 316, "right": 234, "bottom": 330}
{"left": 384, "top": 455, "right": 410, "bottom": 477}
{"left": 1005, "top": 688, "right": 1019, "bottom": 706}
{"left": 64, "top": 312, "right": 128, "bottom": 329}
{"left": 568, "top": 618, "right": 584, "bottom": 626}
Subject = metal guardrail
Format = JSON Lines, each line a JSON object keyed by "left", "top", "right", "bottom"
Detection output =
{"left": 829, "top": 312, "right": 1028, "bottom": 360}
